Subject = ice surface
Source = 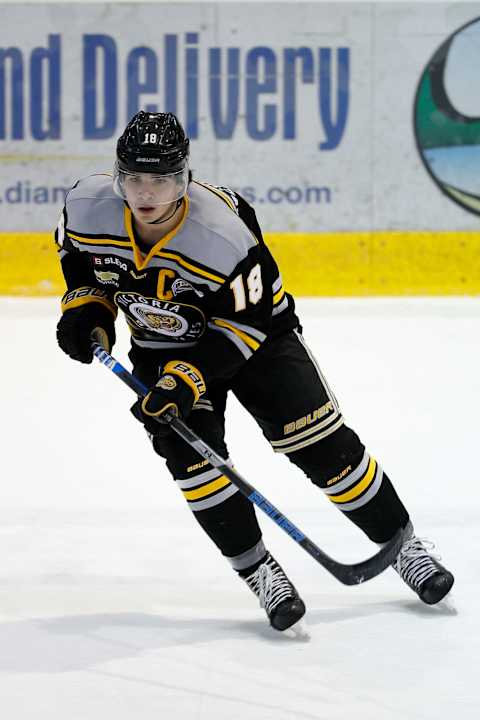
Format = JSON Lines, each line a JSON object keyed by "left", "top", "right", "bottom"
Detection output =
{"left": 1, "top": 297, "right": 478, "bottom": 719}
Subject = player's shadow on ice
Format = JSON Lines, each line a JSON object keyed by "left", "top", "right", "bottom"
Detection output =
{"left": 0, "top": 611, "right": 305, "bottom": 673}
{"left": 0, "top": 599, "right": 456, "bottom": 674}
{"left": 306, "top": 597, "right": 457, "bottom": 626}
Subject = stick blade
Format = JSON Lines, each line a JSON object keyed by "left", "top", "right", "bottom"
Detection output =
{"left": 333, "top": 527, "right": 406, "bottom": 585}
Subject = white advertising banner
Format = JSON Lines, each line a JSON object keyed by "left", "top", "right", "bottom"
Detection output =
{"left": 0, "top": 2, "right": 479, "bottom": 232}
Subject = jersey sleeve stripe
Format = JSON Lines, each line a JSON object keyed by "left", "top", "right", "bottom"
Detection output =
{"left": 272, "top": 296, "right": 289, "bottom": 316}
{"left": 131, "top": 337, "right": 198, "bottom": 350}
{"left": 194, "top": 180, "right": 237, "bottom": 211}
{"left": 273, "top": 288, "right": 285, "bottom": 305}
{"left": 55, "top": 209, "right": 66, "bottom": 249}
{"left": 211, "top": 318, "right": 261, "bottom": 350}
{"left": 67, "top": 232, "right": 131, "bottom": 248}
{"left": 211, "top": 316, "right": 267, "bottom": 343}
{"left": 157, "top": 250, "right": 226, "bottom": 284}
{"left": 208, "top": 323, "right": 254, "bottom": 360}
{"left": 272, "top": 276, "right": 283, "bottom": 294}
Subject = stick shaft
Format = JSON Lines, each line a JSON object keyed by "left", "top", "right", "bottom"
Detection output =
{"left": 92, "top": 341, "right": 404, "bottom": 584}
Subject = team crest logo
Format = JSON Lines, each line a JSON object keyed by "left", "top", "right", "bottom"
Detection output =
{"left": 115, "top": 292, "right": 205, "bottom": 342}
{"left": 139, "top": 309, "right": 183, "bottom": 332}
{"left": 158, "top": 375, "right": 177, "bottom": 390}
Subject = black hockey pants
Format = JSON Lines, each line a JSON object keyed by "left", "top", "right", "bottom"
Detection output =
{"left": 132, "top": 329, "right": 409, "bottom": 571}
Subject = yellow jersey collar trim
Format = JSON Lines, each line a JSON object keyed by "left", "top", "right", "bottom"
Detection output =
{"left": 124, "top": 195, "right": 190, "bottom": 272}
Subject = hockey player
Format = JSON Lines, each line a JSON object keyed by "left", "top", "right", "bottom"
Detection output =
{"left": 55, "top": 111, "right": 454, "bottom": 631}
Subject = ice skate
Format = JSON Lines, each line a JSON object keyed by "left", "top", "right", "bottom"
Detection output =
{"left": 393, "top": 523, "right": 454, "bottom": 605}
{"left": 242, "top": 553, "right": 306, "bottom": 631}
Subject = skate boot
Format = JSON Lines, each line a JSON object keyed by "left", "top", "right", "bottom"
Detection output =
{"left": 242, "top": 553, "right": 306, "bottom": 630}
{"left": 393, "top": 523, "right": 454, "bottom": 604}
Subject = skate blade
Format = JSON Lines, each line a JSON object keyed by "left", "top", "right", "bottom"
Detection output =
{"left": 283, "top": 618, "right": 310, "bottom": 641}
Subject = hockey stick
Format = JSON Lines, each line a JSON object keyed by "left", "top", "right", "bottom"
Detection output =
{"left": 91, "top": 339, "right": 405, "bottom": 585}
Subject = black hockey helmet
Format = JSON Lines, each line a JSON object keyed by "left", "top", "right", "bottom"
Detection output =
{"left": 116, "top": 111, "right": 190, "bottom": 174}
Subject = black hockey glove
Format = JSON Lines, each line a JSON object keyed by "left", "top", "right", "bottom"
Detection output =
{"left": 131, "top": 361, "right": 206, "bottom": 434}
{"left": 56, "top": 303, "right": 116, "bottom": 364}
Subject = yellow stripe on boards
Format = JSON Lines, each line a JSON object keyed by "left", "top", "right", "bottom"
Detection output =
{"left": 182, "top": 475, "right": 231, "bottom": 501}
{"left": 265, "top": 230, "right": 480, "bottom": 296}
{"left": 329, "top": 458, "right": 377, "bottom": 504}
{"left": 3, "top": 230, "right": 480, "bottom": 296}
{"left": 0, "top": 233, "right": 66, "bottom": 296}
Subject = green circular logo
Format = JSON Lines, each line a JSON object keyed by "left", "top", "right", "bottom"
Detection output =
{"left": 414, "top": 17, "right": 480, "bottom": 215}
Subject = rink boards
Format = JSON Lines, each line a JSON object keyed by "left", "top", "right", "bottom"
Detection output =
{"left": 2, "top": 2, "right": 480, "bottom": 296}
{"left": 2, "top": 230, "right": 480, "bottom": 297}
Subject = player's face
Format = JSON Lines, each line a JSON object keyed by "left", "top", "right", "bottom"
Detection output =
{"left": 117, "top": 166, "right": 189, "bottom": 223}
{"left": 123, "top": 173, "right": 178, "bottom": 220}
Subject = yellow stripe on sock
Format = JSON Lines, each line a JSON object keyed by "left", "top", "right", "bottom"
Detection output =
{"left": 329, "top": 458, "right": 377, "bottom": 504}
{"left": 182, "top": 475, "right": 231, "bottom": 501}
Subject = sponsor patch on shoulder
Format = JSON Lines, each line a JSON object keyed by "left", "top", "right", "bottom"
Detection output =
{"left": 95, "top": 269, "right": 120, "bottom": 285}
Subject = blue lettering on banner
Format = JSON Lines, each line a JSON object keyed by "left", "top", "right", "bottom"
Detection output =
{"left": 209, "top": 47, "right": 240, "bottom": 139}
{"left": 0, "top": 31, "right": 350, "bottom": 149}
{"left": 186, "top": 33, "right": 199, "bottom": 138}
{"left": 127, "top": 46, "right": 158, "bottom": 119}
{"left": 0, "top": 34, "right": 61, "bottom": 140}
{"left": 319, "top": 48, "right": 349, "bottom": 150}
{"left": 83, "top": 34, "right": 117, "bottom": 139}
{"left": 283, "top": 48, "right": 314, "bottom": 140}
{"left": 30, "top": 35, "right": 61, "bottom": 140}
{"left": 246, "top": 47, "right": 277, "bottom": 140}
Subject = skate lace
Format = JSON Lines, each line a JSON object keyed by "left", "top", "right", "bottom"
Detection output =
{"left": 393, "top": 535, "right": 441, "bottom": 590}
{"left": 245, "top": 557, "right": 293, "bottom": 615}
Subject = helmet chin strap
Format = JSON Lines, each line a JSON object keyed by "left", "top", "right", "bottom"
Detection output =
{"left": 148, "top": 198, "right": 183, "bottom": 225}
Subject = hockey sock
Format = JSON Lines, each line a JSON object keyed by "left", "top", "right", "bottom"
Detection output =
{"left": 192, "top": 490, "right": 263, "bottom": 559}
{"left": 289, "top": 425, "right": 410, "bottom": 543}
